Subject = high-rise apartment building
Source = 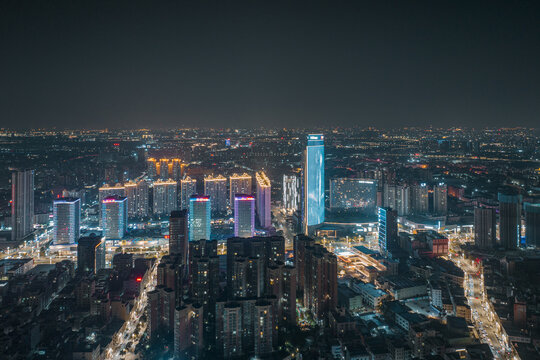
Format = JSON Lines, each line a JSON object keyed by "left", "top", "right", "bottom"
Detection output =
{"left": 255, "top": 172, "right": 271, "bottom": 228}
{"left": 524, "top": 203, "right": 540, "bottom": 248}
{"left": 11, "top": 169, "right": 34, "bottom": 240}
{"left": 77, "top": 235, "right": 106, "bottom": 274}
{"left": 282, "top": 174, "right": 300, "bottom": 213}
{"left": 234, "top": 194, "right": 255, "bottom": 237}
{"left": 303, "top": 134, "right": 325, "bottom": 235}
{"left": 411, "top": 183, "right": 429, "bottom": 215}
{"left": 474, "top": 205, "right": 497, "bottom": 249}
{"left": 189, "top": 195, "right": 211, "bottom": 242}
{"left": 329, "top": 178, "right": 377, "bottom": 215}
{"left": 153, "top": 180, "right": 178, "bottom": 216}
{"left": 383, "top": 184, "right": 410, "bottom": 216}
{"left": 53, "top": 197, "right": 81, "bottom": 244}
{"left": 378, "top": 207, "right": 398, "bottom": 254}
{"left": 180, "top": 177, "right": 197, "bottom": 210}
{"left": 125, "top": 180, "right": 149, "bottom": 218}
{"left": 229, "top": 173, "right": 252, "bottom": 210}
{"left": 433, "top": 183, "right": 448, "bottom": 216}
{"left": 147, "top": 158, "right": 158, "bottom": 179}
{"left": 159, "top": 159, "right": 170, "bottom": 180}
{"left": 498, "top": 193, "right": 522, "bottom": 249}
{"left": 170, "top": 159, "right": 183, "bottom": 181}
{"left": 102, "top": 195, "right": 128, "bottom": 239}
{"left": 302, "top": 242, "right": 337, "bottom": 322}
{"left": 204, "top": 175, "right": 227, "bottom": 215}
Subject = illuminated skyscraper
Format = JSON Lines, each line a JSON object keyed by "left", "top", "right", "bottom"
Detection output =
{"left": 153, "top": 180, "right": 178, "bottom": 216}
{"left": 11, "top": 169, "right": 34, "bottom": 240}
{"left": 255, "top": 172, "right": 271, "bottom": 228}
{"left": 135, "top": 180, "right": 149, "bottom": 218}
{"left": 204, "top": 175, "right": 227, "bottom": 215}
{"left": 474, "top": 205, "right": 496, "bottom": 249}
{"left": 282, "top": 174, "right": 300, "bottom": 213}
{"left": 53, "top": 197, "right": 80, "bottom": 244}
{"left": 98, "top": 183, "right": 125, "bottom": 224}
{"left": 524, "top": 203, "right": 540, "bottom": 248}
{"left": 433, "top": 183, "right": 448, "bottom": 216}
{"left": 229, "top": 173, "right": 252, "bottom": 210}
{"left": 329, "top": 178, "right": 377, "bottom": 215}
{"left": 102, "top": 195, "right": 128, "bottom": 239}
{"left": 234, "top": 195, "right": 255, "bottom": 237}
{"left": 189, "top": 195, "right": 211, "bottom": 242}
{"left": 180, "top": 177, "right": 197, "bottom": 210}
{"left": 303, "top": 134, "right": 325, "bottom": 235}
{"left": 378, "top": 207, "right": 398, "bottom": 254}
{"left": 498, "top": 193, "right": 522, "bottom": 249}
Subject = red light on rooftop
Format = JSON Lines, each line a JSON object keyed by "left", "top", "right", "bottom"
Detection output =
{"left": 113, "top": 143, "right": 120, "bottom": 146}
{"left": 136, "top": 277, "right": 142, "bottom": 282}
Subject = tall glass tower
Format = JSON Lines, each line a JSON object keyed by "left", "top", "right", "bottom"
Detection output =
{"left": 53, "top": 197, "right": 81, "bottom": 244}
{"left": 189, "top": 195, "right": 211, "bottom": 242}
{"left": 303, "top": 134, "right": 325, "bottom": 234}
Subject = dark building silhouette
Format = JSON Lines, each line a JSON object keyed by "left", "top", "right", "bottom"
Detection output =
{"left": 77, "top": 235, "right": 105, "bottom": 274}
{"left": 524, "top": 203, "right": 540, "bottom": 248}
{"left": 498, "top": 193, "right": 522, "bottom": 249}
{"left": 474, "top": 205, "right": 497, "bottom": 249}
{"left": 169, "top": 210, "right": 188, "bottom": 262}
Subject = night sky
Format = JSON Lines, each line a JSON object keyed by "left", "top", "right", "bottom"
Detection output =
{"left": 1, "top": 1, "right": 539, "bottom": 129}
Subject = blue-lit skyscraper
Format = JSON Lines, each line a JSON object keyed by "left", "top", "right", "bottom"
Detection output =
{"left": 189, "top": 195, "right": 211, "bottom": 242}
{"left": 102, "top": 195, "right": 128, "bottom": 239}
{"left": 53, "top": 197, "right": 81, "bottom": 244}
{"left": 378, "top": 207, "right": 398, "bottom": 254}
{"left": 234, "top": 194, "right": 255, "bottom": 237}
{"left": 303, "top": 134, "right": 325, "bottom": 235}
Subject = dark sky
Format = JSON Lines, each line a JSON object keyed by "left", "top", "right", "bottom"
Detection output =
{"left": 1, "top": 1, "right": 539, "bottom": 129}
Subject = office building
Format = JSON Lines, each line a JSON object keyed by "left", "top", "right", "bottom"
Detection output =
{"left": 303, "top": 134, "right": 325, "bottom": 235}
{"left": 411, "top": 183, "right": 429, "bottom": 215}
{"left": 53, "top": 197, "right": 81, "bottom": 244}
{"left": 180, "top": 177, "right": 197, "bottom": 210}
{"left": 378, "top": 207, "right": 398, "bottom": 254}
{"left": 329, "top": 178, "right": 377, "bottom": 215}
{"left": 255, "top": 171, "right": 271, "bottom": 228}
{"left": 102, "top": 195, "right": 128, "bottom": 239}
{"left": 77, "top": 235, "right": 106, "bottom": 274}
{"left": 524, "top": 203, "right": 540, "bottom": 248}
{"left": 98, "top": 184, "right": 125, "bottom": 208}
{"left": 433, "top": 183, "right": 448, "bottom": 216}
{"left": 498, "top": 193, "right": 522, "bottom": 249}
{"left": 169, "top": 210, "right": 188, "bottom": 264}
{"left": 230, "top": 173, "right": 252, "bottom": 210}
{"left": 189, "top": 195, "right": 211, "bottom": 242}
{"left": 282, "top": 174, "right": 300, "bottom": 213}
{"left": 153, "top": 180, "right": 178, "bottom": 216}
{"left": 234, "top": 194, "right": 255, "bottom": 237}
{"left": 204, "top": 175, "right": 227, "bottom": 215}
{"left": 474, "top": 206, "right": 497, "bottom": 249}
{"left": 11, "top": 169, "right": 34, "bottom": 241}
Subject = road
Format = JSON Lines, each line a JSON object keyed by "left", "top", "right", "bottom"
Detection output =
{"left": 448, "top": 238, "right": 515, "bottom": 360}
{"left": 104, "top": 260, "right": 158, "bottom": 360}
{"left": 273, "top": 209, "right": 295, "bottom": 250}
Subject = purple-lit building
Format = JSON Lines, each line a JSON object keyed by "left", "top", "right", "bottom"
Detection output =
{"left": 234, "top": 194, "right": 255, "bottom": 237}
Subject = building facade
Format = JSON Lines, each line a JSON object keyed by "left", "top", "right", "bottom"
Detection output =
{"left": 303, "top": 134, "right": 325, "bottom": 234}
{"left": 189, "top": 195, "right": 211, "bottom": 242}
{"left": 255, "top": 172, "right": 271, "bottom": 228}
{"left": 11, "top": 169, "right": 34, "bottom": 240}
{"left": 53, "top": 197, "right": 81, "bottom": 244}
{"left": 234, "top": 194, "right": 255, "bottom": 237}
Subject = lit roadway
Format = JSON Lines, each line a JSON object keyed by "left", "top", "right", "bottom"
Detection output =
{"left": 273, "top": 208, "right": 295, "bottom": 250}
{"left": 448, "top": 237, "right": 517, "bottom": 360}
{"left": 104, "top": 260, "right": 158, "bottom": 360}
